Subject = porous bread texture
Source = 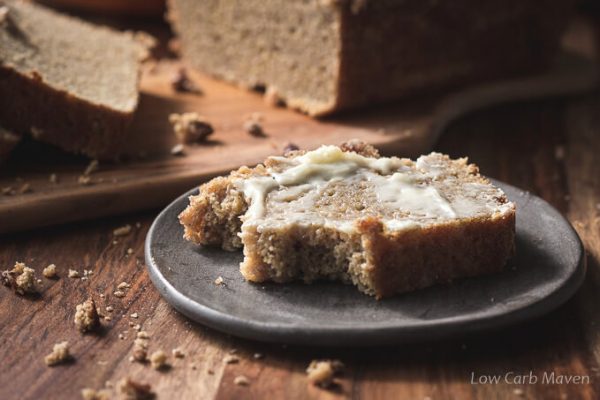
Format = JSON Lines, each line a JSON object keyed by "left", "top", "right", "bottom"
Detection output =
{"left": 179, "top": 141, "right": 516, "bottom": 298}
{"left": 168, "top": 0, "right": 572, "bottom": 116}
{"left": 0, "top": 0, "right": 151, "bottom": 158}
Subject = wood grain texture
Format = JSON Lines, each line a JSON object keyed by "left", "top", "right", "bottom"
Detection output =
{"left": 1, "top": 93, "right": 600, "bottom": 400}
{"left": 0, "top": 41, "right": 596, "bottom": 234}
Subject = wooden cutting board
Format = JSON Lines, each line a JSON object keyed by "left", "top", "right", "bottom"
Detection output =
{"left": 0, "top": 46, "right": 597, "bottom": 234}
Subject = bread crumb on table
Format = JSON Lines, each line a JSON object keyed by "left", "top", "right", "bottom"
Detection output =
{"left": 42, "top": 264, "right": 58, "bottom": 279}
{"left": 49, "top": 173, "right": 58, "bottom": 184}
{"left": 306, "top": 359, "right": 344, "bottom": 388}
{"left": 223, "top": 354, "right": 239, "bottom": 364}
{"left": 150, "top": 350, "right": 168, "bottom": 370}
{"left": 170, "top": 143, "right": 185, "bottom": 156}
{"left": 214, "top": 276, "right": 224, "bottom": 286}
{"left": 0, "top": 5, "right": 8, "bottom": 23}
{"left": 172, "top": 348, "right": 185, "bottom": 358}
{"left": 74, "top": 298, "right": 100, "bottom": 333}
{"left": 113, "top": 225, "right": 132, "bottom": 237}
{"left": 171, "top": 67, "right": 203, "bottom": 95}
{"left": 68, "top": 269, "right": 80, "bottom": 278}
{"left": 137, "top": 331, "right": 150, "bottom": 339}
{"left": 169, "top": 112, "right": 214, "bottom": 144}
{"left": 282, "top": 142, "right": 300, "bottom": 155}
{"left": 84, "top": 159, "right": 99, "bottom": 176}
{"left": 117, "top": 378, "right": 155, "bottom": 400}
{"left": 132, "top": 332, "right": 150, "bottom": 362}
{"left": 1, "top": 262, "right": 37, "bottom": 295}
{"left": 78, "top": 175, "right": 92, "bottom": 186}
{"left": 117, "top": 281, "right": 131, "bottom": 289}
{"left": 44, "top": 341, "right": 71, "bottom": 366}
{"left": 81, "top": 388, "right": 111, "bottom": 400}
{"left": 19, "top": 182, "right": 31, "bottom": 194}
{"left": 234, "top": 375, "right": 251, "bottom": 386}
{"left": 264, "top": 86, "right": 284, "bottom": 107}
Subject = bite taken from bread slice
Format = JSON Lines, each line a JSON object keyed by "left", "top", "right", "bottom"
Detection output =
{"left": 179, "top": 141, "right": 515, "bottom": 298}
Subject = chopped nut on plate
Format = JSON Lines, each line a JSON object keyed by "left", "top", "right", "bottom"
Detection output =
{"left": 44, "top": 341, "right": 71, "bottom": 366}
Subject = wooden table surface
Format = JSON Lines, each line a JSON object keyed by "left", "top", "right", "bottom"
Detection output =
{"left": 1, "top": 93, "right": 599, "bottom": 400}
{"left": 2, "top": 14, "right": 600, "bottom": 400}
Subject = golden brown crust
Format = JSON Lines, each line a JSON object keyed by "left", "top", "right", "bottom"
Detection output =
{"left": 0, "top": 65, "right": 134, "bottom": 159}
{"left": 357, "top": 213, "right": 515, "bottom": 298}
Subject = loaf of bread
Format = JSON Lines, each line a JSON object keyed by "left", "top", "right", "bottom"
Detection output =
{"left": 179, "top": 141, "right": 516, "bottom": 298}
{"left": 0, "top": 0, "right": 150, "bottom": 159}
{"left": 168, "top": 0, "right": 572, "bottom": 116}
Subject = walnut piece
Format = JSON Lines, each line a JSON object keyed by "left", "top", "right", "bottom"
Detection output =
{"left": 169, "top": 112, "right": 214, "bottom": 144}
{"left": 74, "top": 298, "right": 100, "bottom": 333}
{"left": 171, "top": 68, "right": 203, "bottom": 95}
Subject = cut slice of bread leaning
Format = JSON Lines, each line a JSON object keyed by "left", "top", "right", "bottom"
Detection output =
{"left": 0, "top": 0, "right": 151, "bottom": 159}
{"left": 179, "top": 141, "right": 515, "bottom": 298}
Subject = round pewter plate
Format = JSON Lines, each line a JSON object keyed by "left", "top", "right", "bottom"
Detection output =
{"left": 145, "top": 180, "right": 585, "bottom": 346}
